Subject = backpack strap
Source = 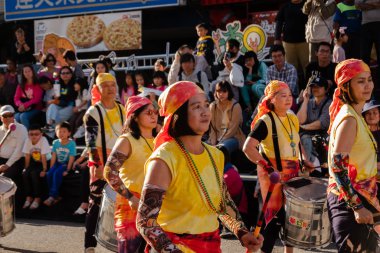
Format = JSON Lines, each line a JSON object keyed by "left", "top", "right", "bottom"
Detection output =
{"left": 268, "top": 112, "right": 283, "bottom": 172}
{"left": 94, "top": 104, "right": 108, "bottom": 164}
{"left": 115, "top": 101, "right": 124, "bottom": 123}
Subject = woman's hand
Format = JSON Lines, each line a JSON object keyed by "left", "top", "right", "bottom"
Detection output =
{"left": 18, "top": 104, "right": 25, "bottom": 112}
{"left": 354, "top": 207, "right": 374, "bottom": 224}
{"left": 241, "top": 232, "right": 264, "bottom": 252}
{"left": 128, "top": 195, "right": 140, "bottom": 210}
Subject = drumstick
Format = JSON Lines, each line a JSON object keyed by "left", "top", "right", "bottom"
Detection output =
{"left": 0, "top": 123, "right": 16, "bottom": 148}
{"left": 245, "top": 172, "right": 280, "bottom": 253}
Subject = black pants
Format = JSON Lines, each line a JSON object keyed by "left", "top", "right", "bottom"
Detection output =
{"left": 80, "top": 166, "right": 90, "bottom": 204}
{"left": 0, "top": 157, "right": 25, "bottom": 184}
{"left": 327, "top": 193, "right": 377, "bottom": 253}
{"left": 22, "top": 160, "right": 43, "bottom": 198}
{"left": 84, "top": 179, "right": 106, "bottom": 248}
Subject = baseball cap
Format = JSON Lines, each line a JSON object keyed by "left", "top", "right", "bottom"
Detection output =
{"left": 0, "top": 105, "right": 15, "bottom": 116}
{"left": 362, "top": 100, "right": 380, "bottom": 115}
{"left": 308, "top": 76, "right": 328, "bottom": 89}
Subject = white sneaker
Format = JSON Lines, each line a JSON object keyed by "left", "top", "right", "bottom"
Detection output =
{"left": 74, "top": 126, "right": 85, "bottom": 139}
{"left": 85, "top": 247, "right": 95, "bottom": 253}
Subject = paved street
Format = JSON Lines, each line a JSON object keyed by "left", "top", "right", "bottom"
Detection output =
{"left": 0, "top": 219, "right": 338, "bottom": 253}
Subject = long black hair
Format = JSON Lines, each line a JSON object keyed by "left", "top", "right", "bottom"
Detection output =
{"left": 169, "top": 101, "right": 197, "bottom": 138}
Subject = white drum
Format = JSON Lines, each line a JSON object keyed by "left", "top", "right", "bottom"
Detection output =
{"left": 95, "top": 184, "right": 118, "bottom": 252}
{"left": 0, "top": 176, "right": 17, "bottom": 237}
{"left": 282, "top": 177, "right": 331, "bottom": 249}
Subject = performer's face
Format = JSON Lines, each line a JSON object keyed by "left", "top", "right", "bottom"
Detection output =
{"left": 187, "top": 93, "right": 210, "bottom": 135}
{"left": 349, "top": 72, "right": 374, "bottom": 104}
{"left": 136, "top": 104, "right": 158, "bottom": 130}
{"left": 272, "top": 88, "right": 293, "bottom": 112}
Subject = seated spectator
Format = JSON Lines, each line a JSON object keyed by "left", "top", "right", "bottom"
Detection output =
{"left": 63, "top": 50, "right": 84, "bottom": 79}
{"left": 14, "top": 64, "right": 44, "bottom": 129}
{"left": 362, "top": 100, "right": 380, "bottom": 171}
{"left": 297, "top": 76, "right": 332, "bottom": 173}
{"left": 241, "top": 51, "right": 268, "bottom": 111}
{"left": 120, "top": 71, "right": 138, "bottom": 106}
{"left": 267, "top": 44, "right": 299, "bottom": 97}
{"left": 22, "top": 125, "right": 51, "bottom": 210}
{"left": 174, "top": 53, "right": 210, "bottom": 96}
{"left": 135, "top": 71, "right": 148, "bottom": 90}
{"left": 333, "top": 27, "right": 349, "bottom": 63}
{"left": 44, "top": 122, "right": 76, "bottom": 206}
{"left": 333, "top": 0, "right": 362, "bottom": 59}
{"left": 44, "top": 66, "right": 76, "bottom": 131}
{"left": 69, "top": 78, "right": 89, "bottom": 139}
{"left": 39, "top": 76, "right": 54, "bottom": 111}
{"left": 73, "top": 148, "right": 90, "bottom": 215}
{"left": 3, "top": 58, "right": 18, "bottom": 108}
{"left": 168, "top": 44, "right": 194, "bottom": 85}
{"left": 209, "top": 81, "right": 246, "bottom": 159}
{"left": 305, "top": 42, "right": 337, "bottom": 96}
{"left": 150, "top": 71, "right": 168, "bottom": 92}
{"left": 38, "top": 53, "right": 60, "bottom": 80}
{"left": 0, "top": 105, "right": 28, "bottom": 183}
{"left": 154, "top": 58, "right": 167, "bottom": 72}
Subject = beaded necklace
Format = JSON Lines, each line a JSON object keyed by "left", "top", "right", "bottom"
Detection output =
{"left": 175, "top": 138, "right": 225, "bottom": 214}
{"left": 273, "top": 112, "right": 297, "bottom": 157}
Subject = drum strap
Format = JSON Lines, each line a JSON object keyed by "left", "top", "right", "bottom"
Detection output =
{"left": 268, "top": 112, "right": 283, "bottom": 172}
{"left": 95, "top": 104, "right": 108, "bottom": 164}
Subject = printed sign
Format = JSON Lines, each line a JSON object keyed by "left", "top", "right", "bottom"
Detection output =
{"left": 250, "top": 11, "right": 278, "bottom": 49}
{"left": 5, "top": 0, "right": 178, "bottom": 21}
{"left": 34, "top": 11, "right": 142, "bottom": 59}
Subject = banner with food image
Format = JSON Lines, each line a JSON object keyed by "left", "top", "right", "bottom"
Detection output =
{"left": 34, "top": 11, "right": 142, "bottom": 57}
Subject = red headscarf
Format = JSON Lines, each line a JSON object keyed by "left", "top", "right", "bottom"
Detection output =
{"left": 250, "top": 80, "right": 290, "bottom": 130}
{"left": 125, "top": 96, "right": 152, "bottom": 119}
{"left": 328, "top": 59, "right": 370, "bottom": 133}
{"left": 154, "top": 81, "right": 204, "bottom": 150}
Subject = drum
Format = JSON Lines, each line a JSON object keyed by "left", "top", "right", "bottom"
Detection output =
{"left": 0, "top": 176, "right": 17, "bottom": 237}
{"left": 282, "top": 177, "right": 331, "bottom": 249}
{"left": 95, "top": 185, "right": 118, "bottom": 252}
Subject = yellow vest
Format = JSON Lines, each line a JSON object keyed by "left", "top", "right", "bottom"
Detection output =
{"left": 328, "top": 104, "right": 377, "bottom": 182}
{"left": 145, "top": 140, "right": 224, "bottom": 234}
{"left": 119, "top": 133, "right": 154, "bottom": 194}
{"left": 260, "top": 112, "right": 300, "bottom": 161}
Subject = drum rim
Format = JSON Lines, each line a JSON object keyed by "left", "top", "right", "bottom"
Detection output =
{"left": 0, "top": 176, "right": 15, "bottom": 194}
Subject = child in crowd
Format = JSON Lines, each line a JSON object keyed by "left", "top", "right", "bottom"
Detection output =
{"left": 135, "top": 71, "right": 147, "bottom": 90}
{"left": 73, "top": 147, "right": 90, "bottom": 215}
{"left": 362, "top": 100, "right": 380, "bottom": 172}
{"left": 333, "top": 27, "right": 348, "bottom": 63}
{"left": 154, "top": 59, "right": 167, "bottom": 72}
{"left": 22, "top": 125, "right": 51, "bottom": 210}
{"left": 44, "top": 122, "right": 76, "bottom": 206}
{"left": 39, "top": 76, "right": 55, "bottom": 111}
{"left": 151, "top": 71, "right": 168, "bottom": 92}
{"left": 120, "top": 71, "right": 138, "bottom": 106}
{"left": 69, "top": 78, "right": 88, "bottom": 139}
{"left": 194, "top": 23, "right": 215, "bottom": 77}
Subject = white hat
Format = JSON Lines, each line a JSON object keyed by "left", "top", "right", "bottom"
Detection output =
{"left": 0, "top": 105, "right": 15, "bottom": 116}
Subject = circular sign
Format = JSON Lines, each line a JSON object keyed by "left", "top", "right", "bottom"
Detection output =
{"left": 243, "top": 25, "right": 267, "bottom": 52}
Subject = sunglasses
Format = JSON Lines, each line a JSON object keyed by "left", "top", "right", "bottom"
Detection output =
{"left": 144, "top": 109, "right": 159, "bottom": 116}
{"left": 60, "top": 72, "right": 71, "bottom": 75}
{"left": 2, "top": 113, "right": 14, "bottom": 118}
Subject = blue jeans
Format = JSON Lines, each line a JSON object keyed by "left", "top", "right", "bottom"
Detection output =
{"left": 15, "top": 109, "right": 40, "bottom": 130}
{"left": 218, "top": 138, "right": 239, "bottom": 156}
{"left": 46, "top": 163, "right": 67, "bottom": 198}
{"left": 300, "top": 133, "right": 316, "bottom": 162}
{"left": 46, "top": 104, "right": 74, "bottom": 125}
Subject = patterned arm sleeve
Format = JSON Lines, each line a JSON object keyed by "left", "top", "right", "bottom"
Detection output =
{"left": 103, "top": 147, "right": 134, "bottom": 199}
{"left": 218, "top": 181, "right": 249, "bottom": 243}
{"left": 84, "top": 113, "right": 101, "bottom": 164}
{"left": 136, "top": 184, "right": 183, "bottom": 253}
{"left": 331, "top": 153, "right": 363, "bottom": 209}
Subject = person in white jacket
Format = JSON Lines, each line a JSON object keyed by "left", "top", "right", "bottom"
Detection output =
{"left": 303, "top": 0, "right": 337, "bottom": 62}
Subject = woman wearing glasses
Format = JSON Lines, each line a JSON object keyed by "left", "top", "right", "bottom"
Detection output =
{"left": 104, "top": 96, "right": 158, "bottom": 253}
{"left": 44, "top": 66, "right": 76, "bottom": 131}
{"left": 38, "top": 53, "right": 60, "bottom": 80}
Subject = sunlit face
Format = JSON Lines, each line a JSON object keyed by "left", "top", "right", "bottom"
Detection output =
{"left": 136, "top": 104, "right": 158, "bottom": 130}
{"left": 196, "top": 27, "right": 208, "bottom": 37}
{"left": 215, "top": 86, "right": 229, "bottom": 102}
{"left": 96, "top": 63, "right": 106, "bottom": 74}
{"left": 23, "top": 66, "right": 34, "bottom": 81}
{"left": 99, "top": 81, "right": 117, "bottom": 100}
{"left": 28, "top": 130, "right": 42, "bottom": 144}
{"left": 364, "top": 107, "right": 380, "bottom": 127}
{"left": 0, "top": 113, "right": 15, "bottom": 128}
{"left": 135, "top": 74, "right": 145, "bottom": 87}
{"left": 187, "top": 93, "right": 211, "bottom": 135}
{"left": 153, "top": 77, "right": 164, "bottom": 87}
{"left": 348, "top": 72, "right": 374, "bottom": 103}
{"left": 60, "top": 68, "right": 73, "bottom": 83}
{"left": 271, "top": 88, "right": 293, "bottom": 112}
{"left": 56, "top": 127, "right": 71, "bottom": 140}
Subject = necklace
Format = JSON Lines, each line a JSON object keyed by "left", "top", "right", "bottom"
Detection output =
{"left": 99, "top": 102, "right": 122, "bottom": 137}
{"left": 175, "top": 138, "right": 225, "bottom": 214}
{"left": 273, "top": 112, "right": 297, "bottom": 157}
{"left": 140, "top": 135, "right": 153, "bottom": 151}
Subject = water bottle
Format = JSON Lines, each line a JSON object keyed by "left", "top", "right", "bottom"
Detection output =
{"left": 53, "top": 72, "right": 60, "bottom": 98}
